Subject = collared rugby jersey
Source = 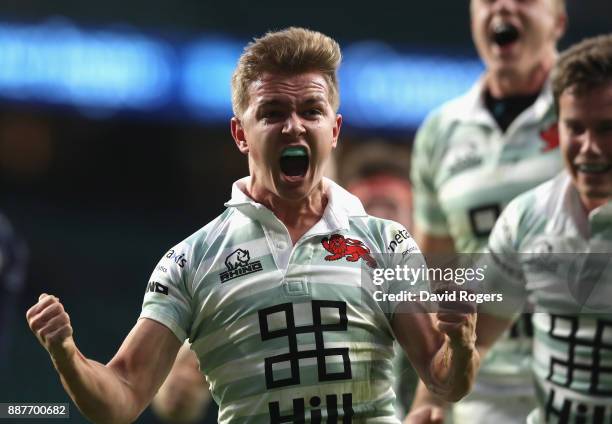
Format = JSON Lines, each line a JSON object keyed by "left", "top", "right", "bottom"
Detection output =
{"left": 486, "top": 172, "right": 612, "bottom": 424}
{"left": 140, "top": 177, "right": 425, "bottom": 423}
{"left": 410, "top": 78, "right": 563, "bottom": 407}
{"left": 411, "top": 78, "right": 562, "bottom": 253}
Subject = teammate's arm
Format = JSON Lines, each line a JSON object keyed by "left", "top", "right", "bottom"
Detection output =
{"left": 26, "top": 294, "right": 182, "bottom": 424}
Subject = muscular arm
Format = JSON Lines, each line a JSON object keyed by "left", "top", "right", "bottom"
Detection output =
{"left": 412, "top": 228, "right": 456, "bottom": 260}
{"left": 152, "top": 343, "right": 210, "bottom": 424}
{"left": 27, "top": 294, "right": 182, "bottom": 424}
{"left": 405, "top": 231, "right": 516, "bottom": 422}
{"left": 392, "top": 302, "right": 479, "bottom": 404}
{"left": 404, "top": 230, "right": 460, "bottom": 423}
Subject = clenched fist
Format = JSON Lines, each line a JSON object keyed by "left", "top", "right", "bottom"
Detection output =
{"left": 434, "top": 287, "right": 477, "bottom": 351}
{"left": 436, "top": 310, "right": 477, "bottom": 351}
{"left": 26, "top": 294, "right": 76, "bottom": 364}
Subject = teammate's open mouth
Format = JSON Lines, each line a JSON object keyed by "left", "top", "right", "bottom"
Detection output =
{"left": 280, "top": 146, "right": 309, "bottom": 178}
{"left": 492, "top": 23, "right": 519, "bottom": 47}
{"left": 575, "top": 163, "right": 612, "bottom": 174}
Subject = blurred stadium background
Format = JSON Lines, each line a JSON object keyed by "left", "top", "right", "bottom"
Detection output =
{"left": 0, "top": 1, "right": 610, "bottom": 422}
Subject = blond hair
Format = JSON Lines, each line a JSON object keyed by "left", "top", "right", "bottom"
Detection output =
{"left": 231, "top": 27, "right": 341, "bottom": 118}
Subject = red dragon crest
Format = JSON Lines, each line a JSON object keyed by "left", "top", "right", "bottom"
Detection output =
{"left": 321, "top": 234, "right": 377, "bottom": 268}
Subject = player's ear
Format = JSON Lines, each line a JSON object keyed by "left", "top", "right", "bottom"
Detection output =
{"left": 231, "top": 117, "right": 249, "bottom": 154}
{"left": 331, "top": 114, "right": 342, "bottom": 149}
{"left": 553, "top": 10, "right": 567, "bottom": 41}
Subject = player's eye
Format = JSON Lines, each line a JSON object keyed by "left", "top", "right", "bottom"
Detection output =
{"left": 303, "top": 109, "right": 323, "bottom": 118}
{"left": 564, "top": 121, "right": 585, "bottom": 137}
{"left": 596, "top": 121, "right": 612, "bottom": 135}
{"left": 261, "top": 110, "right": 284, "bottom": 121}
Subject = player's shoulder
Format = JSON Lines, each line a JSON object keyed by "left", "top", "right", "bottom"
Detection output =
{"left": 494, "top": 172, "right": 566, "bottom": 247}
{"left": 350, "top": 215, "right": 419, "bottom": 256}
{"left": 508, "top": 172, "right": 565, "bottom": 221}
{"left": 415, "top": 83, "right": 480, "bottom": 152}
{"left": 166, "top": 208, "right": 236, "bottom": 267}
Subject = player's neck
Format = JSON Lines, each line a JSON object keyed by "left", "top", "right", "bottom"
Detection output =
{"left": 486, "top": 55, "right": 555, "bottom": 98}
{"left": 247, "top": 181, "right": 328, "bottom": 245}
{"left": 580, "top": 194, "right": 611, "bottom": 215}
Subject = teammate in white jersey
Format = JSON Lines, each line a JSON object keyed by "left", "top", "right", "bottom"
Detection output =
{"left": 478, "top": 33, "right": 612, "bottom": 424}
{"left": 408, "top": 1, "right": 568, "bottom": 423}
{"left": 25, "top": 27, "right": 479, "bottom": 423}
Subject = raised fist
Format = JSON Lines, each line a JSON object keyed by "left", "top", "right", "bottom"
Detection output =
{"left": 435, "top": 287, "right": 477, "bottom": 350}
{"left": 26, "top": 294, "right": 76, "bottom": 363}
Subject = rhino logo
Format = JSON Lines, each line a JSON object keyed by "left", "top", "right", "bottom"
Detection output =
{"left": 225, "top": 248, "right": 250, "bottom": 270}
{"left": 219, "top": 248, "right": 263, "bottom": 283}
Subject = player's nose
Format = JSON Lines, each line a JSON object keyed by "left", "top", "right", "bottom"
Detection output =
{"left": 281, "top": 112, "right": 306, "bottom": 138}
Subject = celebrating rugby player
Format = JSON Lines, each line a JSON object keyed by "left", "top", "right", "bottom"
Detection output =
{"left": 26, "top": 27, "right": 478, "bottom": 423}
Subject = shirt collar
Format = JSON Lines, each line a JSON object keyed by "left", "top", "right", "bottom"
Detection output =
{"left": 450, "top": 76, "right": 554, "bottom": 127}
{"left": 555, "top": 172, "right": 612, "bottom": 237}
{"left": 224, "top": 176, "right": 367, "bottom": 233}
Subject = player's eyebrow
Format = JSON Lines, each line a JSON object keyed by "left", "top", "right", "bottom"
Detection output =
{"left": 257, "top": 99, "right": 287, "bottom": 108}
{"left": 256, "top": 95, "right": 328, "bottom": 110}
{"left": 301, "top": 95, "right": 327, "bottom": 105}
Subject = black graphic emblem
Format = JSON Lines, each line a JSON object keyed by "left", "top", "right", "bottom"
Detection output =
{"left": 259, "top": 301, "right": 354, "bottom": 423}
{"left": 543, "top": 315, "right": 612, "bottom": 423}
{"left": 219, "top": 248, "right": 263, "bottom": 283}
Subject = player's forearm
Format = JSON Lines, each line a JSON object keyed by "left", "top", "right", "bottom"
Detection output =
{"left": 427, "top": 339, "right": 479, "bottom": 402}
{"left": 51, "top": 346, "right": 143, "bottom": 424}
{"left": 409, "top": 379, "right": 448, "bottom": 411}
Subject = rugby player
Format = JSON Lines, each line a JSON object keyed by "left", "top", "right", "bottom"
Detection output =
{"left": 408, "top": 0, "right": 567, "bottom": 423}
{"left": 26, "top": 28, "right": 479, "bottom": 423}
{"left": 477, "top": 33, "right": 612, "bottom": 423}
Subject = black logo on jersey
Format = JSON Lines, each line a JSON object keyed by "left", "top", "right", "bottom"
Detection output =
{"left": 146, "top": 281, "right": 168, "bottom": 295}
{"left": 468, "top": 204, "right": 500, "bottom": 238}
{"left": 387, "top": 229, "right": 411, "bottom": 252}
{"left": 269, "top": 393, "right": 354, "bottom": 424}
{"left": 166, "top": 249, "right": 187, "bottom": 268}
{"left": 259, "top": 301, "right": 354, "bottom": 422}
{"left": 447, "top": 142, "right": 483, "bottom": 177}
{"left": 219, "top": 248, "right": 263, "bottom": 283}
{"left": 543, "top": 315, "right": 612, "bottom": 423}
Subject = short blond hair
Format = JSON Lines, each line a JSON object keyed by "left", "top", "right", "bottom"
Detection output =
{"left": 231, "top": 27, "right": 341, "bottom": 118}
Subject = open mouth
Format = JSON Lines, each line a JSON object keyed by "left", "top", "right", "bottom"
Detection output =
{"left": 492, "top": 23, "right": 520, "bottom": 47}
{"left": 576, "top": 163, "right": 612, "bottom": 174}
{"left": 280, "top": 146, "right": 309, "bottom": 178}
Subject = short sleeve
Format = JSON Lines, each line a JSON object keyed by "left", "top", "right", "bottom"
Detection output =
{"left": 376, "top": 222, "right": 428, "bottom": 320}
{"left": 140, "top": 242, "right": 194, "bottom": 342}
{"left": 410, "top": 112, "right": 450, "bottom": 237}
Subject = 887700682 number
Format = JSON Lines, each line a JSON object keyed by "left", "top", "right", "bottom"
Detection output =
{"left": 1, "top": 403, "right": 69, "bottom": 419}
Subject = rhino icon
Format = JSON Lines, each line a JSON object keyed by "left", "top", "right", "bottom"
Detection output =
{"left": 225, "top": 248, "right": 250, "bottom": 270}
